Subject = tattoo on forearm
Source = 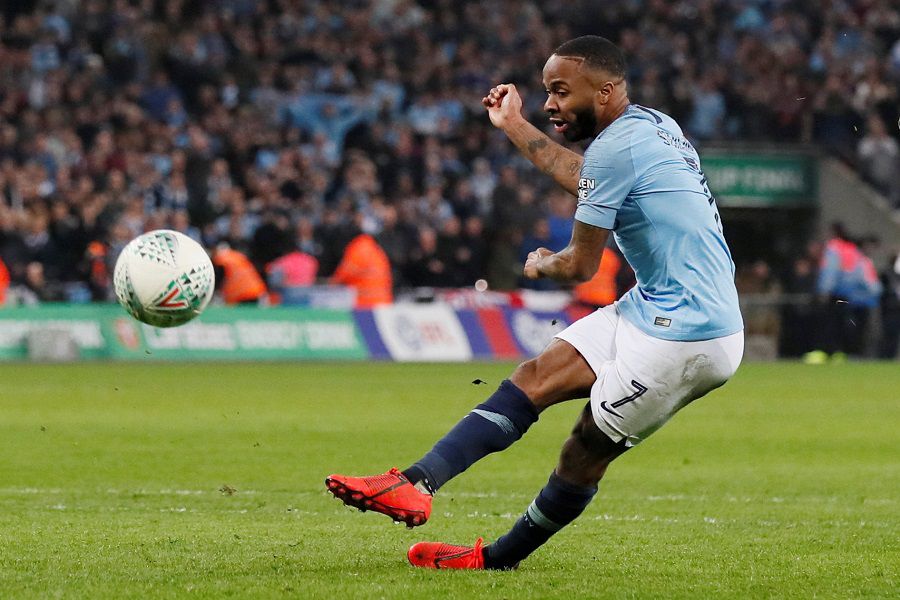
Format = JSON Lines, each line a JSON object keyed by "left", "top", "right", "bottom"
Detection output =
{"left": 567, "top": 160, "right": 580, "bottom": 175}
{"left": 542, "top": 153, "right": 558, "bottom": 175}
{"left": 526, "top": 138, "right": 548, "bottom": 153}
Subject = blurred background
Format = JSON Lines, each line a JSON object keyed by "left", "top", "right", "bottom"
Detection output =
{"left": 0, "top": 0, "right": 898, "bottom": 362}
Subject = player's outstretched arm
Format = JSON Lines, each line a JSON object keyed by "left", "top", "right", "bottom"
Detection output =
{"left": 524, "top": 221, "right": 609, "bottom": 283}
{"left": 483, "top": 84, "right": 583, "bottom": 196}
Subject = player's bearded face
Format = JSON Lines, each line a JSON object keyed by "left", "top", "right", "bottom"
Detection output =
{"left": 545, "top": 90, "right": 597, "bottom": 142}
{"left": 564, "top": 106, "right": 598, "bottom": 142}
{"left": 542, "top": 55, "right": 600, "bottom": 142}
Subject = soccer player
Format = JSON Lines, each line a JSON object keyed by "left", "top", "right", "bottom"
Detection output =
{"left": 326, "top": 36, "right": 744, "bottom": 570}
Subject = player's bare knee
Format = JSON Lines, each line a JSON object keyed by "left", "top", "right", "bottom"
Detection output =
{"left": 510, "top": 358, "right": 549, "bottom": 410}
{"left": 511, "top": 357, "right": 537, "bottom": 383}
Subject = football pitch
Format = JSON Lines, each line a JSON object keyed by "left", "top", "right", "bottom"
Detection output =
{"left": 1, "top": 361, "right": 897, "bottom": 599}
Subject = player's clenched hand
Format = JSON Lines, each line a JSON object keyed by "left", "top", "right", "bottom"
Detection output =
{"left": 482, "top": 83, "right": 523, "bottom": 130}
{"left": 523, "top": 247, "right": 553, "bottom": 279}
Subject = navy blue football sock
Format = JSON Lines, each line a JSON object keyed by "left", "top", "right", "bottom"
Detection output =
{"left": 483, "top": 472, "right": 597, "bottom": 569}
{"left": 403, "top": 380, "right": 538, "bottom": 493}
{"left": 400, "top": 465, "right": 430, "bottom": 492}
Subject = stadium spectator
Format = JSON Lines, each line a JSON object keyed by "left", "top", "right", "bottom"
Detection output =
{"left": 376, "top": 205, "right": 415, "bottom": 288}
{"left": 329, "top": 232, "right": 393, "bottom": 308}
{"left": 736, "top": 259, "right": 783, "bottom": 355}
{"left": 857, "top": 114, "right": 900, "bottom": 201}
{"left": 212, "top": 244, "right": 266, "bottom": 305}
{"left": 459, "top": 215, "right": 487, "bottom": 285}
{"left": 518, "top": 218, "right": 558, "bottom": 291}
{"left": 687, "top": 74, "right": 727, "bottom": 140}
{"left": 546, "top": 190, "right": 576, "bottom": 253}
{"left": 170, "top": 210, "right": 202, "bottom": 244}
{"left": 21, "top": 260, "right": 61, "bottom": 302}
{"left": 266, "top": 245, "right": 319, "bottom": 307}
{"left": 435, "top": 216, "right": 475, "bottom": 288}
{"left": 806, "top": 224, "right": 873, "bottom": 362}
{"left": 778, "top": 254, "right": 819, "bottom": 358}
{"left": 573, "top": 247, "right": 623, "bottom": 309}
{"left": 406, "top": 226, "right": 446, "bottom": 288}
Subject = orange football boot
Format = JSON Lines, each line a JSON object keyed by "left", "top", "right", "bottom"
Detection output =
{"left": 407, "top": 538, "right": 487, "bottom": 569}
{"left": 325, "top": 467, "right": 431, "bottom": 527}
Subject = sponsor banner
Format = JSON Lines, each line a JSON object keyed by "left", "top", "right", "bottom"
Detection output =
{"left": 353, "top": 310, "right": 392, "bottom": 360}
{"left": 474, "top": 308, "right": 520, "bottom": 360}
{"left": 502, "top": 307, "right": 571, "bottom": 357}
{"left": 454, "top": 310, "right": 494, "bottom": 360}
{"left": 112, "top": 307, "right": 367, "bottom": 360}
{"left": 0, "top": 305, "right": 108, "bottom": 359}
{"left": 517, "top": 290, "right": 572, "bottom": 312}
{"left": 0, "top": 304, "right": 367, "bottom": 361}
{"left": 435, "top": 289, "right": 573, "bottom": 312}
{"left": 701, "top": 152, "right": 817, "bottom": 208}
{"left": 433, "top": 288, "right": 517, "bottom": 310}
{"left": 372, "top": 304, "right": 472, "bottom": 362}
{"left": 0, "top": 303, "right": 585, "bottom": 362}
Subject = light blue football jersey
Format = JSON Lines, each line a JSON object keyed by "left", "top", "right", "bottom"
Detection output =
{"left": 575, "top": 104, "right": 743, "bottom": 341}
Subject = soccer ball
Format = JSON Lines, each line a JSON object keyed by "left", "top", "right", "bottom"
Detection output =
{"left": 113, "top": 229, "right": 215, "bottom": 328}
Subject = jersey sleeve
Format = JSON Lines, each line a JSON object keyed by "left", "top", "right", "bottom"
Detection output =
{"left": 574, "top": 130, "right": 636, "bottom": 230}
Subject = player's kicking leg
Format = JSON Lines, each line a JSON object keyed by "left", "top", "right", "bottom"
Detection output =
{"left": 325, "top": 339, "right": 596, "bottom": 527}
{"left": 407, "top": 404, "right": 625, "bottom": 569}
{"left": 405, "top": 307, "right": 744, "bottom": 568}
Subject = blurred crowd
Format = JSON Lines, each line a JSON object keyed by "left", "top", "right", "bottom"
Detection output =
{"left": 0, "top": 1, "right": 898, "bottom": 326}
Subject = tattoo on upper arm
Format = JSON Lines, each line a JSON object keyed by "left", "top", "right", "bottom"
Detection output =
{"left": 526, "top": 138, "right": 548, "bottom": 153}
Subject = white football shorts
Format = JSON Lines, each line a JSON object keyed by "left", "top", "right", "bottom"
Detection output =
{"left": 555, "top": 304, "right": 744, "bottom": 447}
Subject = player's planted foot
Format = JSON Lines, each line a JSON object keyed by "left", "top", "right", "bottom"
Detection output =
{"left": 407, "top": 538, "right": 493, "bottom": 570}
{"left": 325, "top": 467, "right": 432, "bottom": 527}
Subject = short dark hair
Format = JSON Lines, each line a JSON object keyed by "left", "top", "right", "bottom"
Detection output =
{"left": 554, "top": 36, "right": 626, "bottom": 79}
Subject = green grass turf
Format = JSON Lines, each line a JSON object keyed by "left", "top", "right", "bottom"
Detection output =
{"left": 0, "top": 361, "right": 897, "bottom": 599}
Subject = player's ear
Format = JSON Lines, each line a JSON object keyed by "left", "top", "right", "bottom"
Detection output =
{"left": 603, "top": 80, "right": 619, "bottom": 100}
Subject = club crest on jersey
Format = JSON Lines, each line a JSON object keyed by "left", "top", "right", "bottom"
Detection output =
{"left": 578, "top": 178, "right": 595, "bottom": 200}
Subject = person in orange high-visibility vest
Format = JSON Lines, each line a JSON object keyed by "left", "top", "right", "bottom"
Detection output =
{"left": 573, "top": 247, "right": 621, "bottom": 307}
{"left": 213, "top": 245, "right": 267, "bottom": 304}
{"left": 0, "top": 257, "right": 9, "bottom": 306}
{"left": 329, "top": 233, "right": 393, "bottom": 308}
